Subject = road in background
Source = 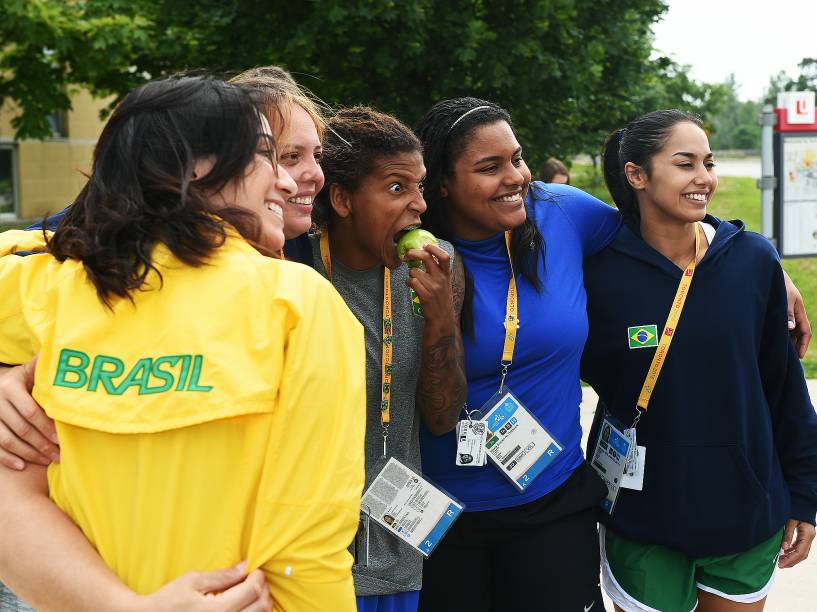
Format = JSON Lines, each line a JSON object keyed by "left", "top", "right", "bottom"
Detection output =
{"left": 715, "top": 157, "right": 761, "bottom": 178}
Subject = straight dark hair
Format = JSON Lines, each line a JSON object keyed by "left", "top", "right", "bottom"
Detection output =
{"left": 602, "top": 109, "right": 703, "bottom": 224}
{"left": 414, "top": 97, "right": 544, "bottom": 335}
{"left": 48, "top": 76, "right": 274, "bottom": 306}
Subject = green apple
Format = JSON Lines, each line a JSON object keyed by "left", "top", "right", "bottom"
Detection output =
{"left": 396, "top": 228, "right": 438, "bottom": 268}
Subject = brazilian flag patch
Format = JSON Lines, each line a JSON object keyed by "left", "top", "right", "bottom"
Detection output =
{"left": 628, "top": 324, "right": 658, "bottom": 349}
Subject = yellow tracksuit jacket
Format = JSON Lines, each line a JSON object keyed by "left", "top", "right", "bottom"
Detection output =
{"left": 0, "top": 232, "right": 365, "bottom": 610}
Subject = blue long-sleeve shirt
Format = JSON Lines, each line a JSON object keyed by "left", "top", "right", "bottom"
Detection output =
{"left": 420, "top": 183, "right": 621, "bottom": 510}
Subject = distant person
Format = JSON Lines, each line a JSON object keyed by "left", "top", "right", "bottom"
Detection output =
{"left": 539, "top": 157, "right": 570, "bottom": 184}
{"left": 583, "top": 109, "right": 817, "bottom": 612}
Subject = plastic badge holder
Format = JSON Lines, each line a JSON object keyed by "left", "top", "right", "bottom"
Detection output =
{"left": 361, "top": 457, "right": 465, "bottom": 558}
{"left": 590, "top": 413, "right": 632, "bottom": 515}
{"left": 479, "top": 389, "right": 564, "bottom": 492}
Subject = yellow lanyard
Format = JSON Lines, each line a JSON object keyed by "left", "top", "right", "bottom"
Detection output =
{"left": 635, "top": 224, "right": 700, "bottom": 414}
{"left": 319, "top": 232, "right": 393, "bottom": 454}
{"left": 499, "top": 231, "right": 518, "bottom": 392}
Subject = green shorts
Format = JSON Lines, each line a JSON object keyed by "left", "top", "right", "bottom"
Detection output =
{"left": 600, "top": 526, "right": 783, "bottom": 612}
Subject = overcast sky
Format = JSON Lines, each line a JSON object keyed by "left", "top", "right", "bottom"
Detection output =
{"left": 651, "top": 0, "right": 816, "bottom": 101}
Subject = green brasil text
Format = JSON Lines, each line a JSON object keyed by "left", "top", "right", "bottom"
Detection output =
{"left": 53, "top": 349, "right": 213, "bottom": 395}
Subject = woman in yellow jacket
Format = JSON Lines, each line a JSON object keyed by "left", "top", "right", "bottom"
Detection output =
{"left": 0, "top": 76, "right": 365, "bottom": 611}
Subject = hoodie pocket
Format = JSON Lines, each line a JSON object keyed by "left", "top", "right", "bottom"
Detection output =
{"left": 658, "top": 444, "right": 768, "bottom": 539}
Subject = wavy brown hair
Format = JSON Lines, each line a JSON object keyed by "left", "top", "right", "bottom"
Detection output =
{"left": 47, "top": 76, "right": 274, "bottom": 307}
{"left": 229, "top": 65, "right": 327, "bottom": 141}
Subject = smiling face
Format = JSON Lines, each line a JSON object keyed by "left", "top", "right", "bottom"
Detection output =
{"left": 442, "top": 120, "right": 531, "bottom": 241}
{"left": 277, "top": 104, "right": 324, "bottom": 239}
{"left": 627, "top": 121, "right": 717, "bottom": 226}
{"left": 200, "top": 115, "right": 297, "bottom": 252}
{"left": 333, "top": 150, "right": 427, "bottom": 269}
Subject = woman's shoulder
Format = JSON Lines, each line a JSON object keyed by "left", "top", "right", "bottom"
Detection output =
{"left": 219, "top": 241, "right": 359, "bottom": 333}
{"left": 528, "top": 181, "right": 602, "bottom": 205}
{"left": 437, "top": 238, "right": 455, "bottom": 257}
{"left": 713, "top": 219, "right": 780, "bottom": 268}
{"left": 528, "top": 182, "right": 615, "bottom": 222}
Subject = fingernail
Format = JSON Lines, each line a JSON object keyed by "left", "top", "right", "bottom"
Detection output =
{"left": 788, "top": 321, "right": 796, "bottom": 329}
{"left": 13, "top": 459, "right": 24, "bottom": 471}
{"left": 50, "top": 451, "right": 60, "bottom": 463}
{"left": 49, "top": 432, "right": 59, "bottom": 444}
{"left": 235, "top": 560, "right": 247, "bottom": 572}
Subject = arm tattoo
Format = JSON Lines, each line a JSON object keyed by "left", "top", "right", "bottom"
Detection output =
{"left": 417, "top": 252, "right": 468, "bottom": 434}
{"left": 417, "top": 334, "right": 465, "bottom": 433}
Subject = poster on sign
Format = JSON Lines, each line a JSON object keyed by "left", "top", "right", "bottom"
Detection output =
{"left": 774, "top": 91, "right": 817, "bottom": 257}
{"left": 781, "top": 136, "right": 817, "bottom": 256}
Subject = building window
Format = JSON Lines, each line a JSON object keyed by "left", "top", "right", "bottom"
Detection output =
{"left": 47, "top": 110, "right": 68, "bottom": 138}
{"left": 0, "top": 146, "right": 17, "bottom": 216}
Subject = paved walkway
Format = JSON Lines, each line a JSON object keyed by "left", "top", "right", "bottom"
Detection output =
{"left": 580, "top": 380, "right": 817, "bottom": 611}
{"left": 711, "top": 157, "right": 762, "bottom": 179}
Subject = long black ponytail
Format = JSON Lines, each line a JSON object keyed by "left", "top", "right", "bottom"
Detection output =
{"left": 602, "top": 109, "right": 703, "bottom": 224}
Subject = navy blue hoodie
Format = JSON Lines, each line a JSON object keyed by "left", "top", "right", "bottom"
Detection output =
{"left": 581, "top": 216, "right": 817, "bottom": 557}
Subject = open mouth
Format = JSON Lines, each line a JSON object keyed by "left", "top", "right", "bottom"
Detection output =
{"left": 393, "top": 224, "right": 420, "bottom": 245}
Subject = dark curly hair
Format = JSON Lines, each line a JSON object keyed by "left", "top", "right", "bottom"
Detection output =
{"left": 602, "top": 109, "right": 703, "bottom": 224}
{"left": 414, "top": 97, "right": 545, "bottom": 333}
{"left": 313, "top": 106, "right": 421, "bottom": 229}
{"left": 47, "top": 76, "right": 274, "bottom": 307}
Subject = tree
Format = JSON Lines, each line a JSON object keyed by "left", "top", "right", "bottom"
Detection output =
{"left": 1, "top": 0, "right": 668, "bottom": 166}
{"left": 629, "top": 60, "right": 729, "bottom": 132}
{"left": 764, "top": 57, "right": 817, "bottom": 101}
{"left": 0, "top": 0, "right": 153, "bottom": 138}
{"left": 705, "top": 75, "right": 759, "bottom": 151}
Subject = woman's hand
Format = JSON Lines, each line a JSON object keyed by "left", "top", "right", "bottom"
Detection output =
{"left": 0, "top": 357, "right": 59, "bottom": 470}
{"left": 134, "top": 564, "right": 272, "bottom": 612}
{"left": 405, "top": 245, "right": 467, "bottom": 436}
{"left": 783, "top": 270, "right": 812, "bottom": 358}
{"left": 404, "top": 244, "right": 456, "bottom": 332}
{"left": 778, "top": 519, "right": 815, "bottom": 568}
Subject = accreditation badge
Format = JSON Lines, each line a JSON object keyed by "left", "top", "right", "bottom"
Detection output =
{"left": 591, "top": 414, "right": 633, "bottom": 514}
{"left": 455, "top": 419, "right": 487, "bottom": 466}
{"left": 620, "top": 427, "right": 645, "bottom": 491}
{"left": 361, "top": 457, "right": 463, "bottom": 558}
{"left": 478, "top": 389, "right": 564, "bottom": 492}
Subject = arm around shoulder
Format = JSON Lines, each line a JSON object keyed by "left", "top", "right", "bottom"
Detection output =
{"left": 0, "top": 463, "right": 149, "bottom": 611}
{"left": 529, "top": 182, "right": 622, "bottom": 256}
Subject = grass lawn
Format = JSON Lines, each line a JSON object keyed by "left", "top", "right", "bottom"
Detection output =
{"left": 570, "top": 163, "right": 817, "bottom": 378}
{"left": 0, "top": 220, "right": 30, "bottom": 231}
